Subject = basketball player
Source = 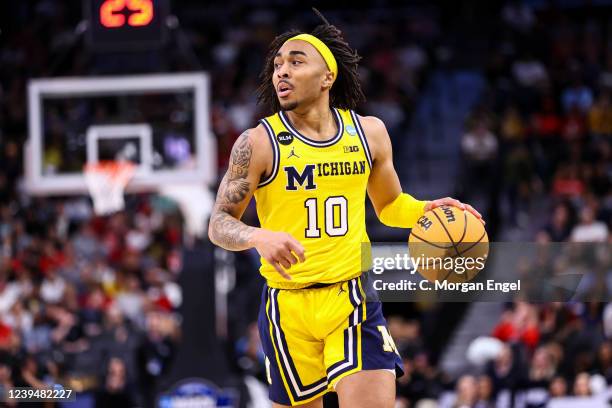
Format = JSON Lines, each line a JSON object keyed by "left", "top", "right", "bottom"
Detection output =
{"left": 209, "top": 13, "right": 483, "bottom": 408}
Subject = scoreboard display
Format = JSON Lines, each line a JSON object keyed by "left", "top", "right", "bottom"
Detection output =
{"left": 85, "top": 0, "right": 169, "bottom": 50}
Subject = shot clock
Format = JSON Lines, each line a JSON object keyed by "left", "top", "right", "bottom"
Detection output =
{"left": 85, "top": 0, "right": 170, "bottom": 51}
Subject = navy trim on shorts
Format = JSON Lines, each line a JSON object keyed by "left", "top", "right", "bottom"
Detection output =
{"left": 326, "top": 278, "right": 364, "bottom": 382}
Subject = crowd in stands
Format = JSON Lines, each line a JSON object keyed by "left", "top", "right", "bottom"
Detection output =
{"left": 0, "top": 2, "right": 192, "bottom": 406}
{"left": 0, "top": 1, "right": 611, "bottom": 407}
{"left": 447, "top": 1, "right": 612, "bottom": 407}
{"left": 0, "top": 196, "right": 184, "bottom": 406}
{"left": 461, "top": 2, "right": 611, "bottom": 242}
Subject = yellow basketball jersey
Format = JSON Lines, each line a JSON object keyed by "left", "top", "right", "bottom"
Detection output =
{"left": 254, "top": 108, "right": 372, "bottom": 289}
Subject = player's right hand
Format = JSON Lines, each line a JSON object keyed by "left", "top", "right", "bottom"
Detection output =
{"left": 252, "top": 229, "right": 305, "bottom": 280}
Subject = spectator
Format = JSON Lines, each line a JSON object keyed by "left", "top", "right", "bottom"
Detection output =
{"left": 95, "top": 357, "right": 134, "bottom": 407}
{"left": 502, "top": 1, "right": 535, "bottom": 33}
{"left": 552, "top": 164, "right": 585, "bottom": 199}
{"left": 512, "top": 53, "right": 548, "bottom": 88}
{"left": 542, "top": 203, "right": 573, "bottom": 242}
{"left": 486, "top": 344, "right": 521, "bottom": 397}
{"left": 562, "top": 79, "right": 594, "bottom": 114}
{"left": 504, "top": 144, "right": 536, "bottom": 225}
{"left": 115, "top": 274, "right": 146, "bottom": 326}
{"left": 0, "top": 278, "right": 21, "bottom": 315}
{"left": 462, "top": 121, "right": 499, "bottom": 164}
{"left": 397, "top": 350, "right": 444, "bottom": 405}
{"left": 570, "top": 206, "right": 609, "bottom": 242}
{"left": 532, "top": 96, "right": 562, "bottom": 139}
{"left": 500, "top": 106, "right": 527, "bottom": 142}
{"left": 589, "top": 161, "right": 611, "bottom": 198}
{"left": 572, "top": 372, "right": 591, "bottom": 396}
{"left": 39, "top": 268, "right": 66, "bottom": 305}
{"left": 492, "top": 302, "right": 540, "bottom": 351}
{"left": 588, "top": 92, "right": 612, "bottom": 137}
{"left": 19, "top": 355, "right": 48, "bottom": 389}
{"left": 453, "top": 375, "right": 478, "bottom": 408}
{"left": 528, "top": 347, "right": 555, "bottom": 384}
{"left": 596, "top": 341, "right": 612, "bottom": 383}
{"left": 0, "top": 362, "right": 16, "bottom": 407}
{"left": 137, "top": 311, "right": 178, "bottom": 407}
{"left": 460, "top": 120, "right": 499, "bottom": 206}
{"left": 476, "top": 375, "right": 494, "bottom": 407}
{"left": 562, "top": 105, "right": 587, "bottom": 142}
{"left": 549, "top": 376, "right": 568, "bottom": 397}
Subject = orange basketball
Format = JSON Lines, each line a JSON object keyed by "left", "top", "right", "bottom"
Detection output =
{"left": 408, "top": 205, "right": 489, "bottom": 283}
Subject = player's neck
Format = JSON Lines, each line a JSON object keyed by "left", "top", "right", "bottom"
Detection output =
{"left": 284, "top": 101, "right": 337, "bottom": 142}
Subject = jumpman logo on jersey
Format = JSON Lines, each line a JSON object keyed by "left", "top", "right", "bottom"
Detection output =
{"left": 287, "top": 147, "right": 300, "bottom": 159}
{"left": 338, "top": 283, "right": 347, "bottom": 296}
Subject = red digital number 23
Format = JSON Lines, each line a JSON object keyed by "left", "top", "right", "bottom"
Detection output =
{"left": 100, "top": 0, "right": 153, "bottom": 28}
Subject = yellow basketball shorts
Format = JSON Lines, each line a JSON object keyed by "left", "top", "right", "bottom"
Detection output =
{"left": 257, "top": 273, "right": 404, "bottom": 406}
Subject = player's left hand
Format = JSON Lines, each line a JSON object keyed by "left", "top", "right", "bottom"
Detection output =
{"left": 424, "top": 197, "right": 485, "bottom": 225}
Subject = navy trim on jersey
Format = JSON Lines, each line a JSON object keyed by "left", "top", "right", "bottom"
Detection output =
{"left": 258, "top": 118, "right": 280, "bottom": 188}
{"left": 350, "top": 110, "right": 373, "bottom": 169}
{"left": 279, "top": 108, "right": 344, "bottom": 147}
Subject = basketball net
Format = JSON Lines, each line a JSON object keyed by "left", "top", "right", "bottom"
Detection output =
{"left": 84, "top": 161, "right": 135, "bottom": 216}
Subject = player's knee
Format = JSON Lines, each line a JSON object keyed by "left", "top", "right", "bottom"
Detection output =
{"left": 338, "top": 390, "right": 394, "bottom": 408}
{"left": 336, "top": 370, "right": 396, "bottom": 408}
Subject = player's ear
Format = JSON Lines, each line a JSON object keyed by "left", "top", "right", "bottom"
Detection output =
{"left": 322, "top": 71, "right": 335, "bottom": 90}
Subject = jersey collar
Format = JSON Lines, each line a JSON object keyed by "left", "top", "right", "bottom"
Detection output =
{"left": 279, "top": 108, "right": 344, "bottom": 147}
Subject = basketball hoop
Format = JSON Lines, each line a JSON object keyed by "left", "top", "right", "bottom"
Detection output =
{"left": 84, "top": 161, "right": 135, "bottom": 215}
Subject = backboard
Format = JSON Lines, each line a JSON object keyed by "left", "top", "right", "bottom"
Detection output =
{"left": 26, "top": 72, "right": 215, "bottom": 195}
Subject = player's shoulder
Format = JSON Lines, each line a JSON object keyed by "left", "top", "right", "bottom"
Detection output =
{"left": 240, "top": 123, "right": 269, "bottom": 144}
{"left": 232, "top": 123, "right": 271, "bottom": 153}
{"left": 354, "top": 114, "right": 388, "bottom": 139}
{"left": 353, "top": 114, "right": 390, "bottom": 156}
{"left": 231, "top": 123, "right": 273, "bottom": 171}
{"left": 355, "top": 114, "right": 386, "bottom": 131}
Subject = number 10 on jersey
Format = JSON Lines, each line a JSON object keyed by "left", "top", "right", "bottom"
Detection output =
{"left": 304, "top": 196, "right": 348, "bottom": 238}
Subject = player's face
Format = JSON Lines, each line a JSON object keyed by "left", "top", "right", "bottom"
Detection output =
{"left": 272, "top": 41, "right": 331, "bottom": 111}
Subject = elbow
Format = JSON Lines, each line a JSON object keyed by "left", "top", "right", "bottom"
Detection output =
{"left": 208, "top": 227, "right": 220, "bottom": 247}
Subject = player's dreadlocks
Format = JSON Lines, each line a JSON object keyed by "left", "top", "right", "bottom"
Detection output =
{"left": 256, "top": 9, "right": 366, "bottom": 114}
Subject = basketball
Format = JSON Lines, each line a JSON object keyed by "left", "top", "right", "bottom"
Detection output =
{"left": 408, "top": 205, "right": 489, "bottom": 283}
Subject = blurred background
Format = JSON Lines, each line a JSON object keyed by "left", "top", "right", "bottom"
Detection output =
{"left": 0, "top": 0, "right": 611, "bottom": 407}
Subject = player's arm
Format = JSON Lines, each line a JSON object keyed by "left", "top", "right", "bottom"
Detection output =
{"left": 360, "top": 116, "right": 483, "bottom": 227}
{"left": 208, "top": 126, "right": 304, "bottom": 279}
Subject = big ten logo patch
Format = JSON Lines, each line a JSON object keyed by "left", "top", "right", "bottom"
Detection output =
{"left": 343, "top": 145, "right": 359, "bottom": 153}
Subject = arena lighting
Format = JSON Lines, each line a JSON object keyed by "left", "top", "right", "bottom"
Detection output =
{"left": 84, "top": 0, "right": 170, "bottom": 51}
